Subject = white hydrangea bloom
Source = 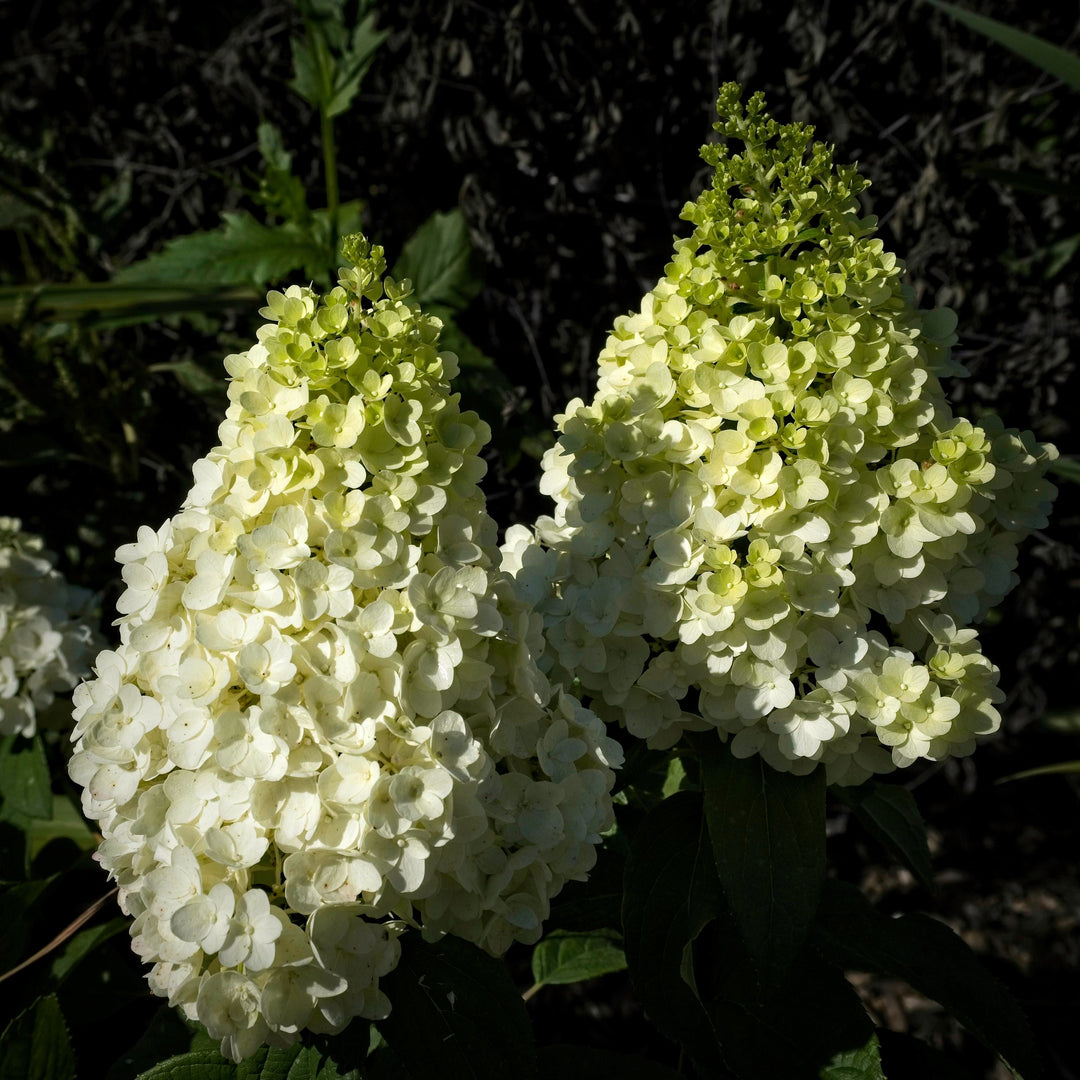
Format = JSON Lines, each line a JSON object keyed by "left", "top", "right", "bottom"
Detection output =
{"left": 69, "top": 235, "right": 621, "bottom": 1061}
{"left": 0, "top": 517, "right": 102, "bottom": 737}
{"left": 527, "top": 86, "right": 1056, "bottom": 784}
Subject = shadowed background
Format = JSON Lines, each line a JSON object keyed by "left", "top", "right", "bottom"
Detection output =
{"left": 1, "top": 2, "right": 1078, "bottom": 1075}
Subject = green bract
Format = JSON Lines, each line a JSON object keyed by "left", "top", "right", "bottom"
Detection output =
{"left": 68, "top": 235, "right": 620, "bottom": 1061}
{"left": 528, "top": 84, "right": 1057, "bottom": 783}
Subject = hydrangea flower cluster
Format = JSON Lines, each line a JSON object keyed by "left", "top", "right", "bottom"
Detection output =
{"left": 527, "top": 85, "right": 1056, "bottom": 784}
{"left": 0, "top": 517, "right": 101, "bottom": 738}
{"left": 68, "top": 236, "right": 621, "bottom": 1061}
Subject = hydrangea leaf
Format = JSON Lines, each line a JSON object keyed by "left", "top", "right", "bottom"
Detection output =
{"left": 529, "top": 929, "right": 627, "bottom": 988}
{"left": 543, "top": 839, "right": 625, "bottom": 934}
{"left": 819, "top": 1032, "right": 885, "bottom": 1080}
{"left": 0, "top": 994, "right": 75, "bottom": 1080}
{"left": 113, "top": 213, "right": 337, "bottom": 287}
{"left": 132, "top": 1044, "right": 359, "bottom": 1080}
{"left": 255, "top": 122, "right": 310, "bottom": 227}
{"left": 132, "top": 1050, "right": 237, "bottom": 1080}
{"left": 811, "top": 881, "right": 1043, "bottom": 1080}
{"left": 0, "top": 733, "right": 52, "bottom": 820}
{"left": 697, "top": 736, "right": 826, "bottom": 998}
{"left": 620, "top": 792, "right": 724, "bottom": 1075}
{"left": 47, "top": 916, "right": 128, "bottom": 986}
{"left": 0, "top": 879, "right": 50, "bottom": 968}
{"left": 391, "top": 210, "right": 482, "bottom": 312}
{"left": 106, "top": 1006, "right": 216, "bottom": 1080}
{"left": 377, "top": 935, "right": 537, "bottom": 1080}
{"left": 289, "top": 1, "right": 386, "bottom": 120}
{"left": 698, "top": 943, "right": 875, "bottom": 1080}
{"left": 834, "top": 781, "right": 934, "bottom": 891}
{"left": 926, "top": 0, "right": 1080, "bottom": 91}
{"left": 430, "top": 313, "right": 497, "bottom": 371}
{"left": 0, "top": 283, "right": 260, "bottom": 326}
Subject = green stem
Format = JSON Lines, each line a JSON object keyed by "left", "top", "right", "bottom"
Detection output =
{"left": 322, "top": 107, "right": 339, "bottom": 272}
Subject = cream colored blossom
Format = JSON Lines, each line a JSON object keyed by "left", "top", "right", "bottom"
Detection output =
{"left": 70, "top": 236, "right": 621, "bottom": 1061}
{"left": 526, "top": 85, "right": 1056, "bottom": 783}
{"left": 0, "top": 518, "right": 102, "bottom": 737}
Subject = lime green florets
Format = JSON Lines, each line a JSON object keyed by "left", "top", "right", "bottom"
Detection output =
{"left": 527, "top": 84, "right": 1057, "bottom": 784}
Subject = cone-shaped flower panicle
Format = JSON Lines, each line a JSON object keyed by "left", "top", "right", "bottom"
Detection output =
{"left": 69, "top": 234, "right": 621, "bottom": 1061}
{"left": 528, "top": 85, "right": 1056, "bottom": 783}
{"left": 0, "top": 517, "right": 102, "bottom": 738}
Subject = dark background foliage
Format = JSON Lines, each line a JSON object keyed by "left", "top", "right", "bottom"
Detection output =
{"left": 1, "top": 1, "right": 1078, "bottom": 1076}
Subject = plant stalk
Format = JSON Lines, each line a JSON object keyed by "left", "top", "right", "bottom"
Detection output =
{"left": 322, "top": 107, "right": 340, "bottom": 272}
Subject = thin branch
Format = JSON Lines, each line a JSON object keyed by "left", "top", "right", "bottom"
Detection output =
{"left": 0, "top": 887, "right": 119, "bottom": 986}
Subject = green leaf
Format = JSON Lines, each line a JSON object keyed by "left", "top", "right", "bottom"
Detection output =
{"left": 700, "top": 943, "right": 875, "bottom": 1080}
{"left": 811, "top": 880, "right": 1043, "bottom": 1079}
{"left": 0, "top": 282, "right": 260, "bottom": 327}
{"left": 148, "top": 358, "right": 224, "bottom": 404}
{"left": 255, "top": 123, "right": 310, "bottom": 227}
{"left": 433, "top": 315, "right": 497, "bottom": 371}
{"left": 0, "top": 878, "right": 51, "bottom": 971}
{"left": 926, "top": 1, "right": 1080, "bottom": 91}
{"left": 377, "top": 934, "right": 537, "bottom": 1080}
{"left": 26, "top": 793, "right": 97, "bottom": 863}
{"left": 545, "top": 838, "right": 625, "bottom": 933}
{"left": 620, "top": 792, "right": 724, "bottom": 1075}
{"left": 105, "top": 1007, "right": 210, "bottom": 1080}
{"left": 1041, "top": 233, "right": 1080, "bottom": 279}
{"left": 834, "top": 781, "right": 934, "bottom": 890}
{"left": 0, "top": 733, "right": 53, "bottom": 820}
{"left": 820, "top": 1032, "right": 886, "bottom": 1080}
{"left": 132, "top": 1042, "right": 359, "bottom": 1080}
{"left": 661, "top": 755, "right": 688, "bottom": 798}
{"left": 536, "top": 1045, "right": 683, "bottom": 1080}
{"left": 999, "top": 759, "right": 1080, "bottom": 782}
{"left": 48, "top": 916, "right": 127, "bottom": 985}
{"left": 289, "top": 13, "right": 335, "bottom": 112}
{"left": 113, "top": 213, "right": 333, "bottom": 288}
{"left": 289, "top": 3, "right": 386, "bottom": 119}
{"left": 1049, "top": 456, "right": 1080, "bottom": 484}
{"left": 392, "top": 210, "right": 482, "bottom": 312}
{"left": 529, "top": 929, "right": 627, "bottom": 989}
{"left": 237, "top": 1043, "right": 359, "bottom": 1080}
{"left": 696, "top": 736, "right": 826, "bottom": 996}
{"left": 0, "top": 994, "right": 75, "bottom": 1080}
{"left": 133, "top": 1051, "right": 235, "bottom": 1080}
{"left": 324, "top": 13, "right": 387, "bottom": 119}
{"left": 257, "top": 121, "right": 293, "bottom": 175}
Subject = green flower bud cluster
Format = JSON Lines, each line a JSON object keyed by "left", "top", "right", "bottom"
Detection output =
{"left": 528, "top": 85, "right": 1056, "bottom": 784}
{"left": 0, "top": 517, "right": 101, "bottom": 738}
{"left": 69, "top": 236, "right": 621, "bottom": 1061}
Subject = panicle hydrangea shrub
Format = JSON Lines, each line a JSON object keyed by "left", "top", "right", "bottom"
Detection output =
{"left": 0, "top": 517, "right": 101, "bottom": 737}
{"left": 524, "top": 85, "right": 1057, "bottom": 784}
{"left": 68, "top": 236, "right": 621, "bottom": 1061}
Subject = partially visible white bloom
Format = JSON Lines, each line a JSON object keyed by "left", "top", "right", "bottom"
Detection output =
{"left": 0, "top": 517, "right": 103, "bottom": 738}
